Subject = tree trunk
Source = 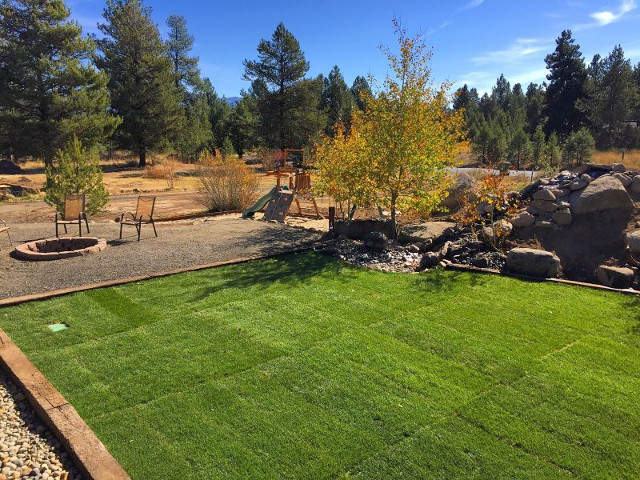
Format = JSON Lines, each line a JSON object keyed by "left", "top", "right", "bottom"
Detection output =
{"left": 139, "top": 148, "right": 147, "bottom": 167}
{"left": 390, "top": 191, "right": 398, "bottom": 239}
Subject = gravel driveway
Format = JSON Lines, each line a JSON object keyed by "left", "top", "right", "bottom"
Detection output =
{"left": 0, "top": 216, "right": 324, "bottom": 300}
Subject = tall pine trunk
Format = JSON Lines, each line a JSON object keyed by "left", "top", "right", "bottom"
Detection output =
{"left": 139, "top": 148, "right": 147, "bottom": 167}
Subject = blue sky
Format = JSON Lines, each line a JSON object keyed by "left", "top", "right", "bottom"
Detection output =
{"left": 68, "top": 0, "right": 640, "bottom": 98}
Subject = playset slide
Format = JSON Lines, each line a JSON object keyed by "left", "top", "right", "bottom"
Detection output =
{"left": 242, "top": 187, "right": 277, "bottom": 219}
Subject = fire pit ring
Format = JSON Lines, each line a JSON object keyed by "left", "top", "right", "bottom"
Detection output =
{"left": 14, "top": 237, "right": 107, "bottom": 261}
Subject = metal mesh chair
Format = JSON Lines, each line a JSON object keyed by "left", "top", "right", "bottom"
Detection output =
{"left": 0, "top": 219, "right": 12, "bottom": 249}
{"left": 119, "top": 195, "right": 157, "bottom": 241}
{"left": 55, "top": 194, "right": 89, "bottom": 237}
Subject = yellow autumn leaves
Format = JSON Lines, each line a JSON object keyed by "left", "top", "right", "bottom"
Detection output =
{"left": 314, "top": 21, "right": 467, "bottom": 227}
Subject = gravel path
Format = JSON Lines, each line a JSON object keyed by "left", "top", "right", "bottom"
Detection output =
{"left": 0, "top": 215, "right": 324, "bottom": 300}
{"left": 0, "top": 371, "right": 78, "bottom": 480}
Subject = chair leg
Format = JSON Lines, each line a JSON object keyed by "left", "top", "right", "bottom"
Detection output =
{"left": 119, "top": 221, "right": 123, "bottom": 240}
{"left": 6, "top": 229, "right": 12, "bottom": 246}
{"left": 56, "top": 221, "right": 59, "bottom": 238}
{"left": 84, "top": 215, "right": 90, "bottom": 234}
{"left": 151, "top": 219, "right": 157, "bottom": 237}
{"left": 63, "top": 224, "right": 67, "bottom": 234}
{"left": 137, "top": 222, "right": 141, "bottom": 242}
{"left": 78, "top": 218, "right": 82, "bottom": 237}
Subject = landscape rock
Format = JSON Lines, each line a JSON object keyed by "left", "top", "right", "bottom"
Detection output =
{"left": 612, "top": 172, "right": 632, "bottom": 187}
{"left": 595, "top": 265, "right": 634, "bottom": 288}
{"left": 626, "top": 230, "right": 640, "bottom": 254}
{"left": 611, "top": 163, "right": 626, "bottom": 173}
{"left": 364, "top": 231, "right": 388, "bottom": 250}
{"left": 569, "top": 175, "right": 634, "bottom": 216}
{"left": 535, "top": 219, "right": 554, "bottom": 229}
{"left": 531, "top": 199, "right": 558, "bottom": 212}
{"left": 506, "top": 248, "right": 561, "bottom": 278}
{"left": 477, "top": 226, "right": 494, "bottom": 243}
{"left": 533, "top": 189, "right": 556, "bottom": 201}
{"left": 631, "top": 175, "right": 640, "bottom": 194}
{"left": 569, "top": 178, "right": 588, "bottom": 191}
{"left": 419, "top": 252, "right": 440, "bottom": 269}
{"left": 442, "top": 172, "right": 477, "bottom": 210}
{"left": 510, "top": 211, "right": 535, "bottom": 228}
{"left": 580, "top": 173, "right": 594, "bottom": 183}
{"left": 552, "top": 209, "right": 572, "bottom": 226}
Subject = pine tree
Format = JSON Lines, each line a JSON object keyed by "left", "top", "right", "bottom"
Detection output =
{"left": 492, "top": 74, "right": 512, "bottom": 111}
{"left": 243, "top": 23, "right": 312, "bottom": 150}
{"left": 0, "top": 0, "right": 120, "bottom": 164}
{"left": 525, "top": 83, "right": 546, "bottom": 134}
{"left": 562, "top": 128, "right": 594, "bottom": 166}
{"left": 531, "top": 125, "right": 546, "bottom": 168}
{"left": 96, "top": 0, "right": 182, "bottom": 167}
{"left": 544, "top": 30, "right": 587, "bottom": 139}
{"left": 45, "top": 137, "right": 109, "bottom": 215}
{"left": 350, "top": 76, "right": 372, "bottom": 111}
{"left": 545, "top": 132, "right": 562, "bottom": 168}
{"left": 321, "top": 65, "right": 353, "bottom": 135}
{"left": 228, "top": 96, "right": 258, "bottom": 158}
{"left": 202, "top": 78, "right": 232, "bottom": 155}
{"left": 165, "top": 14, "right": 212, "bottom": 161}
{"left": 509, "top": 129, "right": 531, "bottom": 169}
{"left": 584, "top": 45, "right": 636, "bottom": 149}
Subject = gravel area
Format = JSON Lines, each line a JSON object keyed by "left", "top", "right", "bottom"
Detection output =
{"left": 0, "top": 370, "right": 78, "bottom": 480}
{"left": 0, "top": 216, "right": 324, "bottom": 300}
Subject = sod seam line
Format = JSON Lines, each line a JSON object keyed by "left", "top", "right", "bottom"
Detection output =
{"left": 0, "top": 329, "right": 130, "bottom": 480}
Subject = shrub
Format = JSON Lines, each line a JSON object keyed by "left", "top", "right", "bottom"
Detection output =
{"left": 197, "top": 155, "right": 258, "bottom": 212}
{"left": 144, "top": 159, "right": 180, "bottom": 189}
{"left": 44, "top": 137, "right": 109, "bottom": 215}
{"left": 256, "top": 148, "right": 281, "bottom": 172}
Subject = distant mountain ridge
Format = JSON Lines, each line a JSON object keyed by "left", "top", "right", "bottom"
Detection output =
{"left": 224, "top": 96, "right": 240, "bottom": 106}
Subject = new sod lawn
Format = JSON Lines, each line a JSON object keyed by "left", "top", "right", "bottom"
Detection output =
{"left": 1, "top": 252, "right": 639, "bottom": 478}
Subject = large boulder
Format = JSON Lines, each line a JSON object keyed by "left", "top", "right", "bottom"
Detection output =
{"left": 569, "top": 175, "right": 634, "bottom": 216}
{"left": 506, "top": 248, "right": 561, "bottom": 278}
{"left": 594, "top": 265, "right": 635, "bottom": 289}
{"left": 442, "top": 173, "right": 477, "bottom": 210}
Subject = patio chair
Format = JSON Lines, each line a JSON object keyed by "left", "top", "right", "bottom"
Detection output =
{"left": 119, "top": 195, "right": 157, "bottom": 242}
{"left": 0, "top": 219, "right": 12, "bottom": 249}
{"left": 55, "top": 194, "right": 89, "bottom": 237}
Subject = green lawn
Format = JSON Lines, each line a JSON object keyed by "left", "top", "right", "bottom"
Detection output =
{"left": 1, "top": 253, "right": 639, "bottom": 479}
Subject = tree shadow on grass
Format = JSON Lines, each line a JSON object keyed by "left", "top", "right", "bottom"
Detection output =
{"left": 187, "top": 251, "right": 357, "bottom": 302}
{"left": 411, "top": 268, "right": 490, "bottom": 294}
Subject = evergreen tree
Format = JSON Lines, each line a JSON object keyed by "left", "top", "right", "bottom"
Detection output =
{"left": 44, "top": 137, "right": 109, "bottom": 215}
{"left": 96, "top": 0, "right": 182, "bottom": 166}
{"left": 584, "top": 45, "right": 636, "bottom": 149}
{"left": 509, "top": 129, "right": 531, "bottom": 169}
{"left": 321, "top": 65, "right": 353, "bottom": 135}
{"left": 531, "top": 125, "right": 546, "bottom": 168}
{"left": 243, "top": 22, "right": 314, "bottom": 150}
{"left": 0, "top": 0, "right": 120, "bottom": 164}
{"left": 562, "top": 128, "right": 594, "bottom": 166}
{"left": 545, "top": 132, "right": 562, "bottom": 168}
{"left": 492, "top": 74, "right": 511, "bottom": 111}
{"left": 202, "top": 78, "right": 232, "bottom": 155}
{"left": 165, "top": 14, "right": 211, "bottom": 161}
{"left": 228, "top": 96, "right": 258, "bottom": 158}
{"left": 544, "top": 30, "right": 587, "bottom": 139}
{"left": 351, "top": 76, "right": 372, "bottom": 111}
{"left": 525, "top": 83, "right": 546, "bottom": 134}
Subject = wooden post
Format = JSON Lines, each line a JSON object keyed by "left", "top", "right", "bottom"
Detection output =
{"left": 328, "top": 207, "right": 335, "bottom": 231}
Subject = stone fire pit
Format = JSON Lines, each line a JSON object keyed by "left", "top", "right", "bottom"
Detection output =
{"left": 14, "top": 237, "right": 107, "bottom": 261}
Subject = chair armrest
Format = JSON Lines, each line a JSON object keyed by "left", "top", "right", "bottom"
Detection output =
{"left": 120, "top": 211, "right": 136, "bottom": 222}
{"left": 55, "top": 212, "right": 61, "bottom": 221}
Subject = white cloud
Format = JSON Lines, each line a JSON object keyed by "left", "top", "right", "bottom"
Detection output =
{"left": 590, "top": 0, "right": 636, "bottom": 26}
{"left": 460, "top": 0, "right": 485, "bottom": 11}
{"left": 472, "top": 38, "right": 551, "bottom": 66}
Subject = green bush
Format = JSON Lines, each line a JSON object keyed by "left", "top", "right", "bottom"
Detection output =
{"left": 562, "top": 128, "right": 595, "bottom": 166}
{"left": 45, "top": 137, "right": 109, "bottom": 215}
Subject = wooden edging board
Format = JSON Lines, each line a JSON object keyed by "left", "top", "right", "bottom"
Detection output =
{"left": 0, "top": 330, "right": 130, "bottom": 480}
{"left": 444, "top": 262, "right": 640, "bottom": 296}
{"left": 0, "top": 242, "right": 327, "bottom": 479}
